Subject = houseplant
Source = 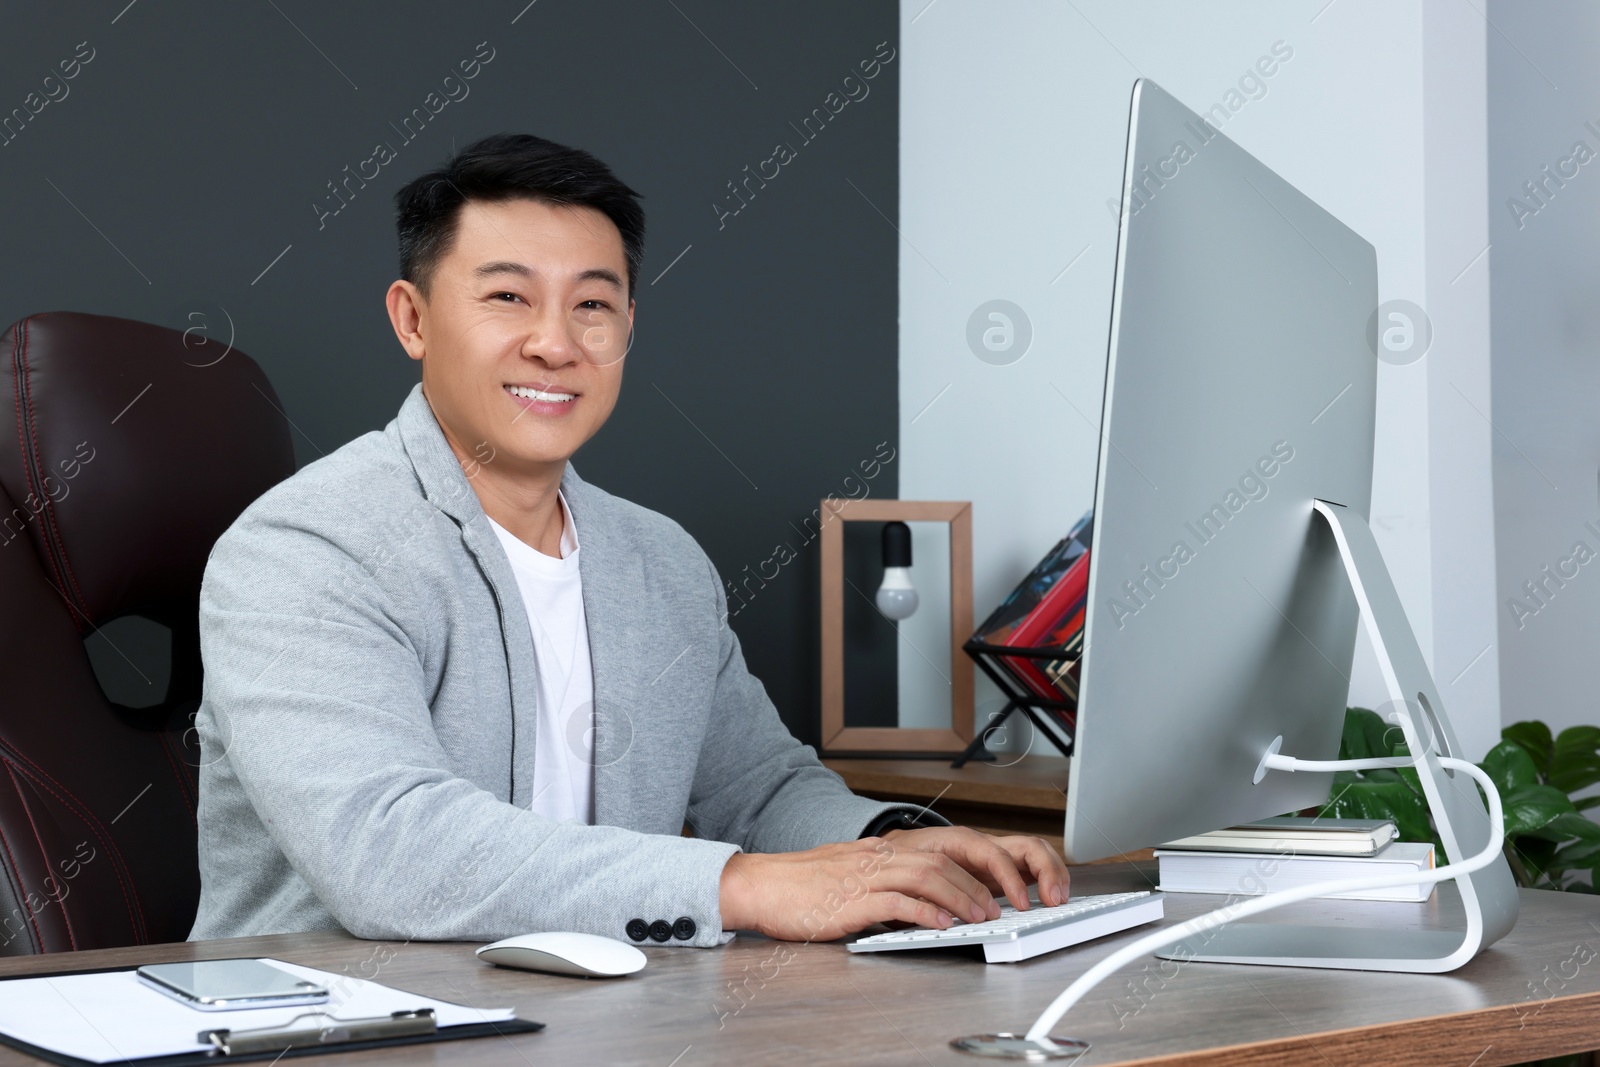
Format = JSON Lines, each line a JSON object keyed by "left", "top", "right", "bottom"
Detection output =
{"left": 1314, "top": 707, "right": 1600, "bottom": 892}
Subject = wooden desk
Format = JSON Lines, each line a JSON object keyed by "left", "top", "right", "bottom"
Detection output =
{"left": 4, "top": 863, "right": 1597, "bottom": 1065}
{"left": 824, "top": 753, "right": 1070, "bottom": 837}
{"left": 823, "top": 754, "right": 1156, "bottom": 864}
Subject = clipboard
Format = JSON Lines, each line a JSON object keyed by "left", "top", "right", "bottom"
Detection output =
{"left": 0, "top": 958, "right": 543, "bottom": 1065}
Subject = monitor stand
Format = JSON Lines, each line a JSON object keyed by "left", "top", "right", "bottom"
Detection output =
{"left": 1156, "top": 500, "right": 1519, "bottom": 972}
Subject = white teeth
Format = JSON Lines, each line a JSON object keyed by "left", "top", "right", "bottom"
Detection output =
{"left": 507, "top": 385, "right": 576, "bottom": 402}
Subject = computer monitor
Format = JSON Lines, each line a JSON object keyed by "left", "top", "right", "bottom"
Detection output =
{"left": 1062, "top": 79, "right": 1517, "bottom": 970}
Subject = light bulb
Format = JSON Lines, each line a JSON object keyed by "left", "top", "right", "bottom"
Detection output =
{"left": 875, "top": 521, "right": 919, "bottom": 620}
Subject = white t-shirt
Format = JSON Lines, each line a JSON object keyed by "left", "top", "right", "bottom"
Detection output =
{"left": 487, "top": 492, "right": 595, "bottom": 824}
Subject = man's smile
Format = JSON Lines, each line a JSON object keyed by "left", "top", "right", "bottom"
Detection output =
{"left": 505, "top": 382, "right": 580, "bottom": 411}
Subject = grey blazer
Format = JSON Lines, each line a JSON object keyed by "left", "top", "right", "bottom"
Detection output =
{"left": 187, "top": 384, "right": 924, "bottom": 947}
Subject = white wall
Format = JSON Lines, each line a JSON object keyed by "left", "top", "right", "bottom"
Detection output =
{"left": 1486, "top": 0, "right": 1600, "bottom": 744}
{"left": 895, "top": 0, "right": 1502, "bottom": 758}
{"left": 1422, "top": 2, "right": 1500, "bottom": 757}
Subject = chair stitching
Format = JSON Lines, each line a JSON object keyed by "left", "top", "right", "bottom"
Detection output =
{"left": 5, "top": 323, "right": 145, "bottom": 943}
{"left": 9, "top": 321, "right": 70, "bottom": 602}
{"left": 154, "top": 734, "right": 195, "bottom": 826}
{"left": 0, "top": 829, "right": 35, "bottom": 954}
{"left": 10, "top": 758, "right": 143, "bottom": 939}
{"left": 17, "top": 319, "right": 91, "bottom": 616}
{"left": 6, "top": 764, "right": 75, "bottom": 952}
{"left": 0, "top": 779, "right": 43, "bottom": 954}
{"left": 158, "top": 731, "right": 195, "bottom": 812}
{"left": 0, "top": 749, "right": 142, "bottom": 941}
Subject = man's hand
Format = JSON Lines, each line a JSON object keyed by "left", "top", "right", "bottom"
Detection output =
{"left": 717, "top": 827, "right": 1069, "bottom": 942}
{"left": 881, "top": 825, "right": 1070, "bottom": 910}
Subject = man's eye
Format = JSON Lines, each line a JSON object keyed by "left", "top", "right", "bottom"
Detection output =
{"left": 492, "top": 292, "right": 521, "bottom": 303}
{"left": 579, "top": 300, "right": 611, "bottom": 311}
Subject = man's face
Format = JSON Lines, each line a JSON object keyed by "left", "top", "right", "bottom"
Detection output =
{"left": 388, "top": 197, "right": 633, "bottom": 480}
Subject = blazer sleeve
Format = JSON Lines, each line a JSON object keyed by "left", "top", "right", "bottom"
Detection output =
{"left": 198, "top": 510, "right": 742, "bottom": 946}
{"left": 683, "top": 553, "right": 945, "bottom": 853}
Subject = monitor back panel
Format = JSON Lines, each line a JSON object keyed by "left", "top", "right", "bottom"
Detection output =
{"left": 1064, "top": 79, "right": 1378, "bottom": 863}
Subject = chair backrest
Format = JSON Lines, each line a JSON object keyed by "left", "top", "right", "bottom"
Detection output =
{"left": 0, "top": 310, "right": 294, "bottom": 952}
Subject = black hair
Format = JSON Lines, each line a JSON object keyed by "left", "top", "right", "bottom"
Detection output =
{"left": 394, "top": 132, "right": 645, "bottom": 299}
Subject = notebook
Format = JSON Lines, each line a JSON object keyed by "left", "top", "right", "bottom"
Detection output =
{"left": 1155, "top": 841, "right": 1437, "bottom": 903}
{"left": 1158, "top": 816, "right": 1397, "bottom": 856}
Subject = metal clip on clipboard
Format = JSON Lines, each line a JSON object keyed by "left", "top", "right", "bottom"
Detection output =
{"left": 200, "top": 1008, "right": 437, "bottom": 1056}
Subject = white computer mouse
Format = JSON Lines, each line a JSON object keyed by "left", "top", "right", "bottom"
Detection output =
{"left": 475, "top": 932, "right": 648, "bottom": 978}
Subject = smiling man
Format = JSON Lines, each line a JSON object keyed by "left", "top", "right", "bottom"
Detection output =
{"left": 188, "top": 133, "right": 1067, "bottom": 948}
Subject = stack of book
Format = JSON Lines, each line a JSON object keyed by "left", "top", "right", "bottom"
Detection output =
{"left": 964, "top": 510, "right": 1093, "bottom": 738}
{"left": 1154, "top": 817, "right": 1437, "bottom": 903}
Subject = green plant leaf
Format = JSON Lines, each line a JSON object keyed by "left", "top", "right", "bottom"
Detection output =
{"left": 1510, "top": 836, "right": 1559, "bottom": 885}
{"left": 1503, "top": 720, "right": 1554, "bottom": 776}
{"left": 1544, "top": 811, "right": 1600, "bottom": 840}
{"left": 1550, "top": 727, "right": 1600, "bottom": 793}
{"left": 1340, "top": 707, "right": 1392, "bottom": 761}
{"left": 1555, "top": 764, "right": 1600, "bottom": 796}
{"left": 1481, "top": 740, "right": 1541, "bottom": 795}
{"left": 1524, "top": 812, "right": 1597, "bottom": 846}
{"left": 1551, "top": 760, "right": 1600, "bottom": 796}
{"left": 1554, "top": 724, "right": 1600, "bottom": 751}
{"left": 1550, "top": 835, "right": 1600, "bottom": 871}
{"left": 1550, "top": 757, "right": 1600, "bottom": 795}
{"left": 1501, "top": 783, "right": 1579, "bottom": 839}
{"left": 1335, "top": 714, "right": 1600, "bottom": 894}
{"left": 1394, "top": 764, "right": 1425, "bottom": 795}
{"left": 1319, "top": 774, "right": 1432, "bottom": 845}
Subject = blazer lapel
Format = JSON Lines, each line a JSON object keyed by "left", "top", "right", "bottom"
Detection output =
{"left": 560, "top": 466, "right": 642, "bottom": 830}
{"left": 395, "top": 386, "right": 543, "bottom": 807}
{"left": 394, "top": 385, "right": 642, "bottom": 825}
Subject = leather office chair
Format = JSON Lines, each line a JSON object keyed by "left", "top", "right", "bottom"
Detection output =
{"left": 0, "top": 311, "right": 294, "bottom": 953}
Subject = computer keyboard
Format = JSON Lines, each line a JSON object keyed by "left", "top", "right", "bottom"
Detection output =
{"left": 847, "top": 891, "right": 1163, "bottom": 963}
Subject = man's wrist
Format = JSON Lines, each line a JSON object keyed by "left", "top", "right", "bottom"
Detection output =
{"left": 718, "top": 851, "right": 753, "bottom": 932}
{"left": 860, "top": 808, "right": 949, "bottom": 839}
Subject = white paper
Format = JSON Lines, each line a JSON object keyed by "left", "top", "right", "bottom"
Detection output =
{"left": 1154, "top": 842, "right": 1437, "bottom": 902}
{"left": 0, "top": 958, "right": 516, "bottom": 1063}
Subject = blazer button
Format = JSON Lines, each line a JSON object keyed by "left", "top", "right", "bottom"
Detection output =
{"left": 625, "top": 918, "right": 649, "bottom": 942}
{"left": 673, "top": 917, "right": 697, "bottom": 940}
{"left": 648, "top": 920, "right": 673, "bottom": 942}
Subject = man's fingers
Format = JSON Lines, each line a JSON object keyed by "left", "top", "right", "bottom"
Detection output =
{"left": 877, "top": 827, "right": 1072, "bottom": 911}
{"left": 890, "top": 827, "right": 1034, "bottom": 911}
{"left": 998, "top": 836, "right": 1070, "bottom": 906}
{"left": 880, "top": 854, "right": 998, "bottom": 923}
{"left": 919, "top": 831, "right": 1031, "bottom": 910}
{"left": 870, "top": 891, "right": 956, "bottom": 931}
{"left": 907, "top": 855, "right": 1000, "bottom": 922}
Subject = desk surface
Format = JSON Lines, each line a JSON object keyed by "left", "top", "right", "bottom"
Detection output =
{"left": 3, "top": 863, "right": 1597, "bottom": 1066}
{"left": 822, "top": 755, "right": 1157, "bottom": 864}
{"left": 821, "top": 754, "right": 1073, "bottom": 814}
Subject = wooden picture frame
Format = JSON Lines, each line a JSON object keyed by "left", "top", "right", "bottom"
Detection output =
{"left": 819, "top": 499, "right": 973, "bottom": 755}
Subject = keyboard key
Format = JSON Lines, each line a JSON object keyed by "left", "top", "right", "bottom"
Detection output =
{"left": 847, "top": 891, "right": 1163, "bottom": 963}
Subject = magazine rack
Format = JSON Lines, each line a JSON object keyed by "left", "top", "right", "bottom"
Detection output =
{"left": 954, "top": 639, "right": 1077, "bottom": 768}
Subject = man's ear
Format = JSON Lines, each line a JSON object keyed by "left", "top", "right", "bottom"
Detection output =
{"left": 387, "top": 279, "right": 428, "bottom": 362}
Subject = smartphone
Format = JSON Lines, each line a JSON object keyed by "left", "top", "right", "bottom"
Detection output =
{"left": 136, "top": 959, "right": 330, "bottom": 1012}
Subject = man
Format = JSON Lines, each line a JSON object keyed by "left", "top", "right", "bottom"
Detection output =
{"left": 189, "top": 133, "right": 1068, "bottom": 948}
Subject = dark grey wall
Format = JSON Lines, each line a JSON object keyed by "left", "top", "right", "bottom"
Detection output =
{"left": 3, "top": 1, "right": 899, "bottom": 748}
